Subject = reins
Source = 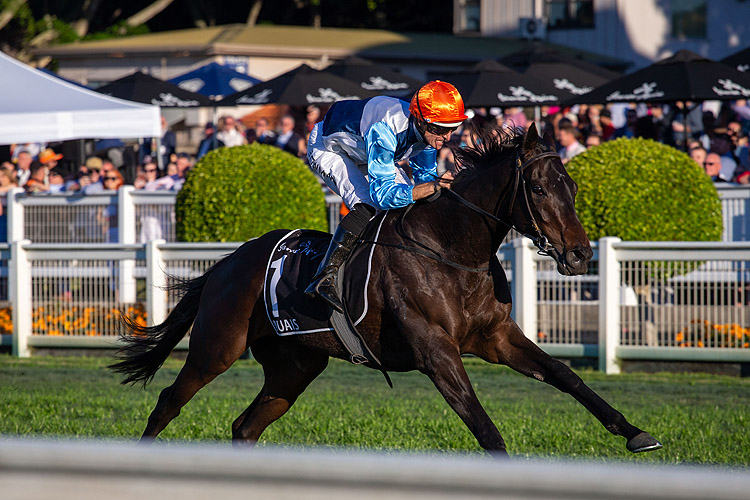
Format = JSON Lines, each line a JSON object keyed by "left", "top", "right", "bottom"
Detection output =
{"left": 361, "top": 149, "right": 561, "bottom": 272}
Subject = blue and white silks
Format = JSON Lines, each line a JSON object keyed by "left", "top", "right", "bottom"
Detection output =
{"left": 307, "top": 96, "right": 437, "bottom": 210}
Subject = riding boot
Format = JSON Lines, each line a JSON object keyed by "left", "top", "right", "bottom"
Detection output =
{"left": 305, "top": 203, "right": 376, "bottom": 312}
{"left": 305, "top": 225, "right": 360, "bottom": 312}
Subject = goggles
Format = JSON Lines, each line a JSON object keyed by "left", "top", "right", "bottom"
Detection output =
{"left": 424, "top": 122, "right": 458, "bottom": 137}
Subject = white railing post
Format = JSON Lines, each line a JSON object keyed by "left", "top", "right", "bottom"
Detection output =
{"left": 146, "top": 239, "right": 168, "bottom": 327}
{"left": 7, "top": 187, "right": 25, "bottom": 242}
{"left": 118, "top": 186, "right": 137, "bottom": 303}
{"left": 11, "top": 239, "right": 32, "bottom": 357}
{"left": 513, "top": 238, "right": 538, "bottom": 343}
{"left": 598, "top": 237, "right": 621, "bottom": 374}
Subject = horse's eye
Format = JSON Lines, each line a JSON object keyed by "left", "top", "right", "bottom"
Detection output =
{"left": 532, "top": 185, "right": 544, "bottom": 196}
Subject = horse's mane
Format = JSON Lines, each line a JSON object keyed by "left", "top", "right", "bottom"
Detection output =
{"left": 451, "top": 126, "right": 525, "bottom": 189}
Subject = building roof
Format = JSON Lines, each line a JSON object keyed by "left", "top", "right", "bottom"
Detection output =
{"left": 37, "top": 24, "right": 624, "bottom": 68}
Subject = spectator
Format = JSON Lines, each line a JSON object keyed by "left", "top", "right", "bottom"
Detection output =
{"left": 134, "top": 161, "right": 161, "bottom": 189}
{"left": 584, "top": 133, "right": 602, "bottom": 149}
{"left": 81, "top": 157, "right": 104, "bottom": 194}
{"left": 48, "top": 166, "right": 67, "bottom": 193}
{"left": 159, "top": 116, "right": 177, "bottom": 168}
{"left": 689, "top": 146, "right": 707, "bottom": 167}
{"left": 460, "top": 126, "right": 477, "bottom": 148}
{"left": 197, "top": 122, "right": 224, "bottom": 160}
{"left": 24, "top": 161, "right": 49, "bottom": 193}
{"left": 217, "top": 115, "right": 247, "bottom": 147}
{"left": 38, "top": 148, "right": 63, "bottom": 170}
{"left": 599, "top": 109, "right": 616, "bottom": 140}
{"left": 102, "top": 169, "right": 124, "bottom": 192}
{"left": 246, "top": 117, "right": 275, "bottom": 145}
{"left": 614, "top": 108, "right": 638, "bottom": 139}
{"left": 703, "top": 153, "right": 727, "bottom": 182}
{"left": 558, "top": 123, "right": 586, "bottom": 164}
{"left": 15, "top": 150, "right": 32, "bottom": 186}
{"left": 710, "top": 132, "right": 739, "bottom": 182}
{"left": 273, "top": 114, "right": 305, "bottom": 157}
{"left": 171, "top": 153, "right": 193, "bottom": 191}
{"left": 0, "top": 163, "right": 18, "bottom": 195}
{"left": 305, "top": 105, "right": 322, "bottom": 134}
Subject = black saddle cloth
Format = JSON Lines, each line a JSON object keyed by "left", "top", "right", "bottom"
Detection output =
{"left": 263, "top": 229, "right": 372, "bottom": 336}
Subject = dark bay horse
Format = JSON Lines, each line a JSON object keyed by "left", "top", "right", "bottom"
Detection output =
{"left": 111, "top": 124, "right": 661, "bottom": 456}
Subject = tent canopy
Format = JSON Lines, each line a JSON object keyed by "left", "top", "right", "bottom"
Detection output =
{"left": 0, "top": 51, "right": 160, "bottom": 145}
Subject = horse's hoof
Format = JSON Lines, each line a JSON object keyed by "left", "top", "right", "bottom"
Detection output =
{"left": 626, "top": 432, "right": 662, "bottom": 453}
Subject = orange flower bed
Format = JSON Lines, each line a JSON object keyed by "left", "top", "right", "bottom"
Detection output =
{"left": 0, "top": 304, "right": 147, "bottom": 336}
{"left": 676, "top": 320, "right": 750, "bottom": 348}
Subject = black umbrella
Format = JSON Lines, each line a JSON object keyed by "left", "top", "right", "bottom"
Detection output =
{"left": 322, "top": 57, "right": 424, "bottom": 97}
{"left": 562, "top": 50, "right": 750, "bottom": 106}
{"left": 500, "top": 44, "right": 619, "bottom": 98}
{"left": 216, "top": 64, "right": 380, "bottom": 107}
{"left": 720, "top": 46, "right": 750, "bottom": 73}
{"left": 96, "top": 71, "right": 213, "bottom": 107}
{"left": 437, "top": 60, "right": 563, "bottom": 107}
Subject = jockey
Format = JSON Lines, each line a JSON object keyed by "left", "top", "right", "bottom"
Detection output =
{"left": 306, "top": 80, "right": 468, "bottom": 312}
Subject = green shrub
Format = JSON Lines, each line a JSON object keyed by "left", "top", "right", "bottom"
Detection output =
{"left": 176, "top": 144, "right": 328, "bottom": 242}
{"left": 566, "top": 138, "right": 722, "bottom": 241}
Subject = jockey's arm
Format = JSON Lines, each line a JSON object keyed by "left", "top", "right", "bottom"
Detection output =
{"left": 366, "top": 122, "right": 453, "bottom": 209}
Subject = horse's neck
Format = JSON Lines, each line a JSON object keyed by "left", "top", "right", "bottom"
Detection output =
{"left": 453, "top": 160, "right": 515, "bottom": 247}
{"left": 413, "top": 161, "right": 514, "bottom": 266}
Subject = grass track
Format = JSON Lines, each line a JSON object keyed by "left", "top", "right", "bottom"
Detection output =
{"left": 1, "top": 355, "right": 749, "bottom": 466}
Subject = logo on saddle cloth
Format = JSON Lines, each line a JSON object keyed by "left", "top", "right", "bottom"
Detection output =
{"left": 263, "top": 229, "right": 371, "bottom": 336}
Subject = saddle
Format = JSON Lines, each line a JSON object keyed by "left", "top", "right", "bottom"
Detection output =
{"left": 262, "top": 226, "right": 385, "bottom": 367}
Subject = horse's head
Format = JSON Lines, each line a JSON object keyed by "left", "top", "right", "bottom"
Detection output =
{"left": 514, "top": 123, "right": 593, "bottom": 276}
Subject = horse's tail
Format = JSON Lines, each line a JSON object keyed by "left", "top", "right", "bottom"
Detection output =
{"left": 109, "top": 261, "right": 220, "bottom": 386}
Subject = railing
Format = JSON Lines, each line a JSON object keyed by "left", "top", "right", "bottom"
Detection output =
{"left": 500, "top": 238, "right": 750, "bottom": 373}
{"left": 3, "top": 184, "right": 748, "bottom": 244}
{"left": 2, "top": 439, "right": 749, "bottom": 500}
{"left": 5, "top": 237, "right": 749, "bottom": 372}
{"left": 5, "top": 187, "right": 345, "bottom": 243}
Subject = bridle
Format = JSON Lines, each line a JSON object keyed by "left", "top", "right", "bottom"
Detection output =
{"left": 444, "top": 150, "right": 560, "bottom": 257}
{"left": 361, "top": 149, "right": 561, "bottom": 273}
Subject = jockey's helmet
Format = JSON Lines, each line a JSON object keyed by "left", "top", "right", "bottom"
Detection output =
{"left": 409, "top": 81, "right": 469, "bottom": 133}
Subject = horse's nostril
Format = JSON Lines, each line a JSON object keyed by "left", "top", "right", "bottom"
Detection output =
{"left": 567, "top": 248, "right": 588, "bottom": 266}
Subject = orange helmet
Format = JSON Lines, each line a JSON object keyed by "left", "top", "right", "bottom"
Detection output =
{"left": 409, "top": 80, "right": 468, "bottom": 128}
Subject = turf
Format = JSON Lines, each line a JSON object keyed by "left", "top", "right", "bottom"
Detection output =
{"left": 1, "top": 355, "right": 749, "bottom": 466}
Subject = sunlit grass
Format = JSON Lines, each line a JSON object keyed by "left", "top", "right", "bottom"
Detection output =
{"left": 1, "top": 355, "right": 749, "bottom": 466}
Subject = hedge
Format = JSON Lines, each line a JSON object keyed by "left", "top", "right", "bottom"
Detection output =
{"left": 176, "top": 144, "right": 328, "bottom": 242}
{"left": 565, "top": 138, "right": 723, "bottom": 242}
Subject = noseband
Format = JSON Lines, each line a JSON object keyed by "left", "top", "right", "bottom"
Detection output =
{"left": 444, "top": 150, "right": 560, "bottom": 257}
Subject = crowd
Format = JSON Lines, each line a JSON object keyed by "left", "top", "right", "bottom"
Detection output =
{"left": 5, "top": 98, "right": 750, "bottom": 204}
{"left": 441, "top": 100, "right": 750, "bottom": 184}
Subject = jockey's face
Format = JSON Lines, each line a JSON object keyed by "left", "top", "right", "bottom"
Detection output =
{"left": 422, "top": 123, "right": 457, "bottom": 150}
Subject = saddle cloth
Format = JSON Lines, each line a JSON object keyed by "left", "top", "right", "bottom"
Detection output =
{"left": 262, "top": 227, "right": 381, "bottom": 336}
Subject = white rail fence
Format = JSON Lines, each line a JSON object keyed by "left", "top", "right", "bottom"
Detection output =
{"left": 5, "top": 186, "right": 345, "bottom": 244}
{"left": 2, "top": 439, "right": 749, "bottom": 500}
{"left": 4, "top": 237, "right": 749, "bottom": 372}
{"left": 2, "top": 184, "right": 748, "bottom": 244}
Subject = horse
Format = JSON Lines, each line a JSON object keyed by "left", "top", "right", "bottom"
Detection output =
{"left": 110, "top": 123, "right": 661, "bottom": 457}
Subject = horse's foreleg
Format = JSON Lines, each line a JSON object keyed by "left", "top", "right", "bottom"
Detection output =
{"left": 420, "top": 337, "right": 509, "bottom": 457}
{"left": 232, "top": 341, "right": 328, "bottom": 445}
{"left": 479, "top": 321, "right": 661, "bottom": 453}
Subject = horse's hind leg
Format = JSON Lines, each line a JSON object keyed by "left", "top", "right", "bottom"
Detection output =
{"left": 232, "top": 338, "right": 328, "bottom": 445}
{"left": 479, "top": 322, "right": 661, "bottom": 453}
{"left": 140, "top": 319, "right": 248, "bottom": 441}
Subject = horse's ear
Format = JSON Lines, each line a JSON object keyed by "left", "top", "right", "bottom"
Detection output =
{"left": 523, "top": 122, "right": 540, "bottom": 152}
{"left": 542, "top": 129, "right": 556, "bottom": 151}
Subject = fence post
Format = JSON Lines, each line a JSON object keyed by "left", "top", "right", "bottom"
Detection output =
{"left": 598, "top": 237, "right": 621, "bottom": 374}
{"left": 7, "top": 187, "right": 25, "bottom": 243}
{"left": 118, "top": 186, "right": 137, "bottom": 303}
{"left": 146, "top": 239, "right": 168, "bottom": 327}
{"left": 513, "top": 238, "right": 537, "bottom": 343}
{"left": 11, "top": 239, "right": 32, "bottom": 357}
